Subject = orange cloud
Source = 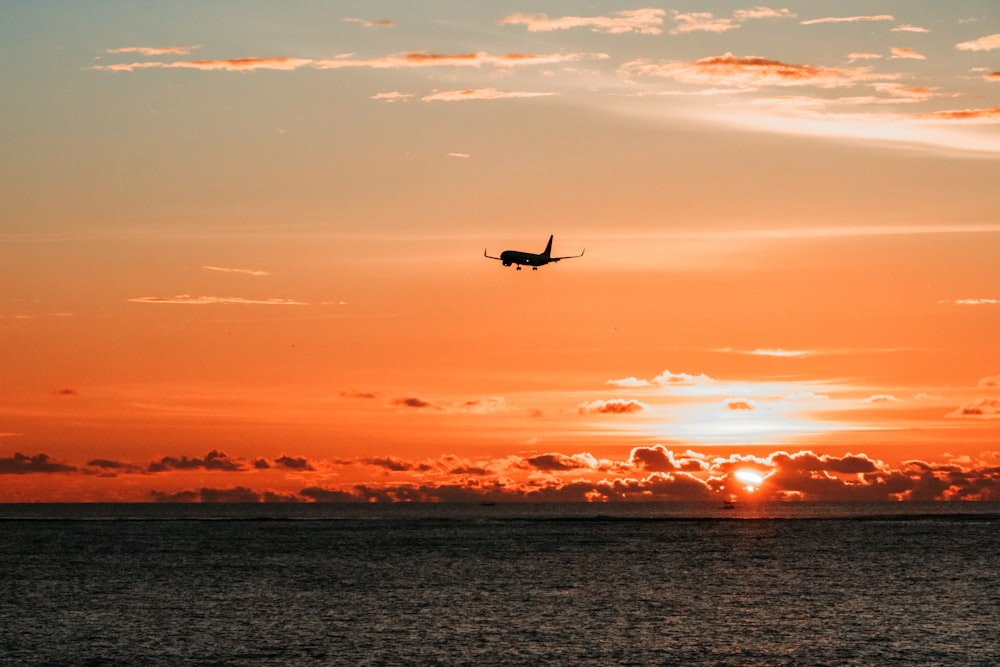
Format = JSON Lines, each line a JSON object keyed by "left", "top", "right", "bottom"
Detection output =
{"left": 421, "top": 89, "right": 557, "bottom": 102}
{"left": 106, "top": 46, "right": 199, "bottom": 55}
{"left": 96, "top": 52, "right": 605, "bottom": 73}
{"left": 129, "top": 295, "right": 308, "bottom": 305}
{"left": 202, "top": 265, "right": 270, "bottom": 276}
{"left": 956, "top": 33, "right": 1000, "bottom": 52}
{"left": 947, "top": 398, "right": 1000, "bottom": 419}
{"left": 848, "top": 52, "right": 883, "bottom": 62}
{"left": 499, "top": 9, "right": 666, "bottom": 35}
{"left": 985, "top": 72, "right": 1000, "bottom": 82}
{"left": 800, "top": 15, "right": 894, "bottom": 26}
{"left": 918, "top": 107, "right": 1000, "bottom": 122}
{"left": 890, "top": 47, "right": 926, "bottom": 60}
{"left": 620, "top": 53, "right": 885, "bottom": 89}
{"left": 578, "top": 398, "right": 648, "bottom": 414}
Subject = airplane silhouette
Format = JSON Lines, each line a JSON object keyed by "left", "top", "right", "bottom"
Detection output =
{"left": 484, "top": 235, "right": 585, "bottom": 270}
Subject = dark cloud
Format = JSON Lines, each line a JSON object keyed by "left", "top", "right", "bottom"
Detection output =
{"left": 525, "top": 453, "right": 581, "bottom": 471}
{"left": 300, "top": 486, "right": 365, "bottom": 502}
{"left": 0, "top": 452, "right": 77, "bottom": 474}
{"left": 147, "top": 449, "right": 244, "bottom": 473}
{"left": 274, "top": 455, "right": 315, "bottom": 471}
{"left": 392, "top": 396, "right": 438, "bottom": 409}
{"left": 253, "top": 458, "right": 271, "bottom": 469}
{"left": 769, "top": 451, "right": 880, "bottom": 474}
{"left": 341, "top": 390, "right": 378, "bottom": 399}
{"left": 361, "top": 456, "right": 431, "bottom": 472}
{"left": 53, "top": 388, "right": 78, "bottom": 397}
{"left": 151, "top": 486, "right": 302, "bottom": 503}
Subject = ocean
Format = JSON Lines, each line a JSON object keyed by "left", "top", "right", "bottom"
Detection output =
{"left": 2, "top": 502, "right": 999, "bottom": 666}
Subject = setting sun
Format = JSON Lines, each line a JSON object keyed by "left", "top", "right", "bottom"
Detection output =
{"left": 734, "top": 470, "right": 765, "bottom": 492}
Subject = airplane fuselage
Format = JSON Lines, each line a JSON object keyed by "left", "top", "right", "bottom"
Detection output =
{"left": 499, "top": 250, "right": 552, "bottom": 269}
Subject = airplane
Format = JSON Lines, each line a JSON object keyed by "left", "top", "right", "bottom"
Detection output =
{"left": 484, "top": 235, "right": 584, "bottom": 270}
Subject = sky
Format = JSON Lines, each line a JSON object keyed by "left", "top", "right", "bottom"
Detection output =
{"left": 2, "top": 1, "right": 999, "bottom": 502}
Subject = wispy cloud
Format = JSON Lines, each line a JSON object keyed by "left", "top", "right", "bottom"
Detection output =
{"left": 939, "top": 298, "right": 1000, "bottom": 305}
{"left": 620, "top": 53, "right": 889, "bottom": 89}
{"left": 669, "top": 7, "right": 797, "bottom": 35}
{"left": 956, "top": 34, "right": 1000, "bottom": 52}
{"left": 892, "top": 24, "right": 930, "bottom": 34}
{"left": 372, "top": 91, "right": 414, "bottom": 102}
{"left": 500, "top": 9, "right": 666, "bottom": 35}
{"left": 95, "top": 51, "right": 606, "bottom": 73}
{"left": 107, "top": 45, "right": 199, "bottom": 56}
{"left": 890, "top": 47, "right": 926, "bottom": 60}
{"left": 129, "top": 294, "right": 308, "bottom": 305}
{"left": 800, "top": 15, "right": 894, "bottom": 26}
{"left": 203, "top": 265, "right": 270, "bottom": 277}
{"left": 422, "top": 88, "right": 557, "bottom": 102}
{"left": 342, "top": 18, "right": 395, "bottom": 29}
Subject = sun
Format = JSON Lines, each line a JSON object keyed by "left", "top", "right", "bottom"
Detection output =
{"left": 734, "top": 469, "right": 765, "bottom": 492}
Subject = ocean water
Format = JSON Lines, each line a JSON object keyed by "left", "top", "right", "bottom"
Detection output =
{"left": 2, "top": 502, "right": 999, "bottom": 666}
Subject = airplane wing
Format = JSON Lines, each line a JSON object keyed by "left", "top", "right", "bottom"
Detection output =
{"left": 550, "top": 248, "right": 585, "bottom": 261}
{"left": 484, "top": 249, "right": 502, "bottom": 260}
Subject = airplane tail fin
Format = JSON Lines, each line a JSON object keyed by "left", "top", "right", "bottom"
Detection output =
{"left": 543, "top": 235, "right": 553, "bottom": 258}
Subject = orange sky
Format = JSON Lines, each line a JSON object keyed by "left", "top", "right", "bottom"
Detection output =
{"left": 2, "top": 2, "right": 999, "bottom": 502}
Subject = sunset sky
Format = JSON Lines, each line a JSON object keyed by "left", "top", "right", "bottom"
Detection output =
{"left": 3, "top": 1, "right": 999, "bottom": 502}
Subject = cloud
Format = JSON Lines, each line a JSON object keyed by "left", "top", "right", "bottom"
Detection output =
{"left": 629, "top": 445, "right": 705, "bottom": 473}
{"left": 87, "top": 458, "right": 143, "bottom": 474}
{"left": 725, "top": 398, "right": 756, "bottom": 411}
{"left": 341, "top": 390, "right": 378, "bottom": 399}
{"left": 372, "top": 91, "right": 414, "bottom": 102}
{"left": 53, "top": 388, "right": 78, "bottom": 396}
{"left": 671, "top": 12, "right": 739, "bottom": 34}
{"left": 96, "top": 51, "right": 606, "bottom": 73}
{"left": 978, "top": 376, "right": 1000, "bottom": 388}
{"left": 360, "top": 456, "right": 431, "bottom": 472}
{"left": 447, "top": 153, "right": 471, "bottom": 158}
{"left": 202, "top": 265, "right": 270, "bottom": 277}
{"left": 800, "top": 15, "right": 894, "bottom": 26}
{"left": 129, "top": 295, "right": 308, "bottom": 305}
{"left": 0, "top": 453, "right": 77, "bottom": 474}
{"left": 421, "top": 89, "right": 557, "bottom": 102}
{"left": 578, "top": 398, "right": 648, "bottom": 414}
{"left": 342, "top": 18, "right": 394, "bottom": 29}
{"left": 848, "top": 52, "right": 883, "bottom": 62}
{"left": 605, "top": 376, "right": 652, "bottom": 388}
{"left": 274, "top": 455, "right": 315, "bottom": 471}
{"left": 671, "top": 7, "right": 796, "bottom": 34}
{"left": 151, "top": 486, "right": 301, "bottom": 502}
{"left": 619, "top": 53, "right": 885, "bottom": 89}
{"left": 917, "top": 107, "right": 1000, "bottom": 122}
{"left": 956, "top": 34, "right": 1000, "bottom": 52}
{"left": 107, "top": 46, "right": 199, "bottom": 55}
{"left": 947, "top": 398, "right": 1000, "bottom": 419}
{"left": 391, "top": 396, "right": 438, "bottom": 409}
{"left": 499, "top": 9, "right": 666, "bottom": 35}
{"left": 147, "top": 449, "right": 244, "bottom": 473}
{"left": 864, "top": 394, "right": 898, "bottom": 403}
{"left": 733, "top": 7, "right": 797, "bottom": 21}
{"left": 939, "top": 298, "right": 1000, "bottom": 305}
{"left": 890, "top": 47, "right": 926, "bottom": 60}
{"left": 892, "top": 24, "right": 930, "bottom": 33}
{"left": 986, "top": 72, "right": 1000, "bottom": 82}
{"left": 722, "top": 347, "right": 813, "bottom": 357}
{"left": 654, "top": 370, "right": 715, "bottom": 386}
